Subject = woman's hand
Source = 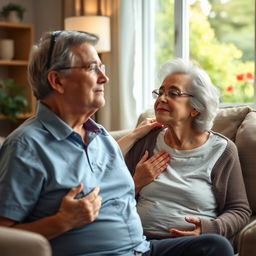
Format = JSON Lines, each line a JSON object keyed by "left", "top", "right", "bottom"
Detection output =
{"left": 118, "top": 118, "right": 163, "bottom": 156}
{"left": 133, "top": 118, "right": 164, "bottom": 141}
{"left": 169, "top": 217, "right": 201, "bottom": 236}
{"left": 133, "top": 150, "right": 170, "bottom": 194}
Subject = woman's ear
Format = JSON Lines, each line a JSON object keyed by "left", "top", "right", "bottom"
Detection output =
{"left": 47, "top": 70, "right": 64, "bottom": 94}
{"left": 191, "top": 108, "right": 199, "bottom": 117}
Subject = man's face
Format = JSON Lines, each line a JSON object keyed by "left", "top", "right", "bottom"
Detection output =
{"left": 59, "top": 43, "right": 109, "bottom": 114}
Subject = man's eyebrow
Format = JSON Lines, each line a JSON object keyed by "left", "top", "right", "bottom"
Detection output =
{"left": 81, "top": 60, "right": 102, "bottom": 66}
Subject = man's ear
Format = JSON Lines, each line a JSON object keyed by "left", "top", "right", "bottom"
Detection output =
{"left": 47, "top": 70, "right": 64, "bottom": 94}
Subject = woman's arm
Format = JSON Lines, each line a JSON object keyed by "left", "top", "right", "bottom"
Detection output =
{"left": 200, "top": 140, "right": 251, "bottom": 240}
{"left": 117, "top": 118, "right": 163, "bottom": 156}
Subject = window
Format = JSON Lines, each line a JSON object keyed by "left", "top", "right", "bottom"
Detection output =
{"left": 152, "top": 0, "right": 255, "bottom": 105}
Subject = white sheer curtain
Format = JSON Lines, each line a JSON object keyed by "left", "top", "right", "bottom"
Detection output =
{"left": 98, "top": 0, "right": 155, "bottom": 130}
{"left": 119, "top": 0, "right": 156, "bottom": 129}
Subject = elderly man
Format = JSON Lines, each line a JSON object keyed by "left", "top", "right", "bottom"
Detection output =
{"left": 0, "top": 30, "right": 234, "bottom": 256}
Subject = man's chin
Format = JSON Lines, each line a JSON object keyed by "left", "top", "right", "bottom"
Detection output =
{"left": 95, "top": 99, "right": 105, "bottom": 109}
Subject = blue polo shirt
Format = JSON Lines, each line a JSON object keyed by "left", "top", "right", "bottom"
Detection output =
{"left": 0, "top": 102, "right": 150, "bottom": 256}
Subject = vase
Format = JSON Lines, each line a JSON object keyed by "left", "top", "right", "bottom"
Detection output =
{"left": 6, "top": 11, "right": 21, "bottom": 23}
{"left": 0, "top": 39, "right": 14, "bottom": 60}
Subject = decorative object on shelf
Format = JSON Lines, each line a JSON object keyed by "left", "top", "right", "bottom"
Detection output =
{"left": 0, "top": 78, "right": 29, "bottom": 122}
{"left": 0, "top": 39, "right": 14, "bottom": 60}
{"left": 0, "top": 3, "right": 26, "bottom": 23}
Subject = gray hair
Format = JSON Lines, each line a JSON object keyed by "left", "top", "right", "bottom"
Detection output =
{"left": 28, "top": 30, "right": 99, "bottom": 100}
{"left": 158, "top": 58, "right": 219, "bottom": 132}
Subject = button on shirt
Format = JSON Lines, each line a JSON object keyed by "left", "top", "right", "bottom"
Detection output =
{"left": 0, "top": 102, "right": 149, "bottom": 256}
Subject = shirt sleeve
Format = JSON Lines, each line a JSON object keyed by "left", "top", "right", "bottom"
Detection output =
{"left": 0, "top": 139, "right": 45, "bottom": 222}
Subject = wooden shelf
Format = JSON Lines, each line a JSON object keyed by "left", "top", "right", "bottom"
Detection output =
{"left": 0, "top": 21, "right": 33, "bottom": 29}
{"left": 0, "top": 22, "right": 35, "bottom": 120}
{"left": 0, "top": 113, "right": 33, "bottom": 120}
{"left": 0, "top": 60, "right": 28, "bottom": 66}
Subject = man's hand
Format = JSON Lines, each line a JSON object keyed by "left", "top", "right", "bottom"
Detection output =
{"left": 169, "top": 217, "right": 201, "bottom": 236}
{"left": 133, "top": 150, "right": 170, "bottom": 194}
{"left": 57, "top": 184, "right": 102, "bottom": 230}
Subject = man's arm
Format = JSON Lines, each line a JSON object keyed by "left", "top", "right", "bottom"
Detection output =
{"left": 0, "top": 184, "right": 102, "bottom": 240}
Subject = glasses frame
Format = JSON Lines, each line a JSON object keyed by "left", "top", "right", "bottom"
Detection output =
{"left": 46, "top": 31, "right": 63, "bottom": 70}
{"left": 53, "top": 63, "right": 106, "bottom": 74}
{"left": 152, "top": 88, "right": 193, "bottom": 99}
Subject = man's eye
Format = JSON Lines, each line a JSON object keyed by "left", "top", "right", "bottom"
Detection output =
{"left": 89, "top": 64, "right": 98, "bottom": 71}
{"left": 158, "top": 91, "right": 164, "bottom": 96}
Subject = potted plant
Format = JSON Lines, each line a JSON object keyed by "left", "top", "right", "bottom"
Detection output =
{"left": 0, "top": 3, "right": 26, "bottom": 23}
{"left": 0, "top": 78, "right": 29, "bottom": 122}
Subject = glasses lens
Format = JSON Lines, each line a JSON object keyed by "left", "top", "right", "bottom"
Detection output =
{"left": 152, "top": 90, "right": 158, "bottom": 99}
{"left": 168, "top": 89, "right": 180, "bottom": 97}
{"left": 100, "top": 64, "right": 105, "bottom": 73}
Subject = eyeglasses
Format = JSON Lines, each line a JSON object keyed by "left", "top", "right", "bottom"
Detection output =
{"left": 53, "top": 63, "right": 106, "bottom": 74}
{"left": 152, "top": 88, "right": 193, "bottom": 99}
{"left": 46, "top": 31, "right": 63, "bottom": 70}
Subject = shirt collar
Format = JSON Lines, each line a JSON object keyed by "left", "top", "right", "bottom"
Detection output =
{"left": 37, "top": 102, "right": 107, "bottom": 140}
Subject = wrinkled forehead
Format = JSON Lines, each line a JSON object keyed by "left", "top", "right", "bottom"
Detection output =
{"left": 70, "top": 42, "right": 101, "bottom": 64}
{"left": 161, "top": 72, "right": 192, "bottom": 90}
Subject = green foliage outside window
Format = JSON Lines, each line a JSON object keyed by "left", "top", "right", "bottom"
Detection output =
{"left": 155, "top": 0, "right": 254, "bottom": 103}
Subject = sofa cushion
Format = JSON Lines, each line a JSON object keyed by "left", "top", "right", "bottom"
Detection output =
{"left": 212, "top": 106, "right": 252, "bottom": 141}
{"left": 236, "top": 111, "right": 256, "bottom": 213}
{"left": 136, "top": 109, "right": 155, "bottom": 126}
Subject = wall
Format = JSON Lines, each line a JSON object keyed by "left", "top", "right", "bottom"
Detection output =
{"left": 0, "top": 0, "right": 63, "bottom": 41}
{"left": 0, "top": 0, "right": 63, "bottom": 136}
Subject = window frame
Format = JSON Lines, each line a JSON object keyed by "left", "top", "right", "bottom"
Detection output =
{"left": 173, "top": 0, "right": 256, "bottom": 106}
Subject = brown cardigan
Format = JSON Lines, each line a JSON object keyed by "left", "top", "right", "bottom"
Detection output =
{"left": 125, "top": 128, "right": 251, "bottom": 242}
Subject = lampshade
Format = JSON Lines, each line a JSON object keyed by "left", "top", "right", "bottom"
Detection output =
{"left": 65, "top": 16, "right": 111, "bottom": 53}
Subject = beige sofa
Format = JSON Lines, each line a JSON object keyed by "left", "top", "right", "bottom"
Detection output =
{"left": 0, "top": 226, "right": 51, "bottom": 256}
{"left": 0, "top": 105, "right": 255, "bottom": 255}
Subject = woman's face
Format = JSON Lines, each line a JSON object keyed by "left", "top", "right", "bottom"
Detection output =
{"left": 154, "top": 72, "right": 195, "bottom": 128}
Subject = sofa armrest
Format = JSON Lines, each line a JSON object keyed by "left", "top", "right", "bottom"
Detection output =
{"left": 109, "top": 129, "right": 132, "bottom": 141}
{"left": 238, "top": 219, "right": 256, "bottom": 256}
{"left": 0, "top": 227, "right": 51, "bottom": 256}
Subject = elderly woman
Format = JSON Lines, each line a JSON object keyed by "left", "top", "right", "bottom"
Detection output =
{"left": 120, "top": 58, "right": 251, "bottom": 245}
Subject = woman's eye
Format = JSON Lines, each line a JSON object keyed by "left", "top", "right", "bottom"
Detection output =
{"left": 168, "top": 90, "right": 180, "bottom": 96}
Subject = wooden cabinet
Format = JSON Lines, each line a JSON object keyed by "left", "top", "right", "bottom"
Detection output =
{"left": 0, "top": 21, "right": 35, "bottom": 119}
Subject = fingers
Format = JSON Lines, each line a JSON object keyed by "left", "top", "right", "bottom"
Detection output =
{"left": 147, "top": 150, "right": 170, "bottom": 168}
{"left": 149, "top": 119, "right": 164, "bottom": 129}
{"left": 66, "top": 183, "right": 84, "bottom": 198}
{"left": 85, "top": 187, "right": 101, "bottom": 202}
{"left": 135, "top": 118, "right": 163, "bottom": 137}
{"left": 138, "top": 150, "right": 149, "bottom": 164}
{"left": 185, "top": 216, "right": 201, "bottom": 225}
{"left": 168, "top": 217, "right": 202, "bottom": 237}
{"left": 169, "top": 228, "right": 197, "bottom": 236}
